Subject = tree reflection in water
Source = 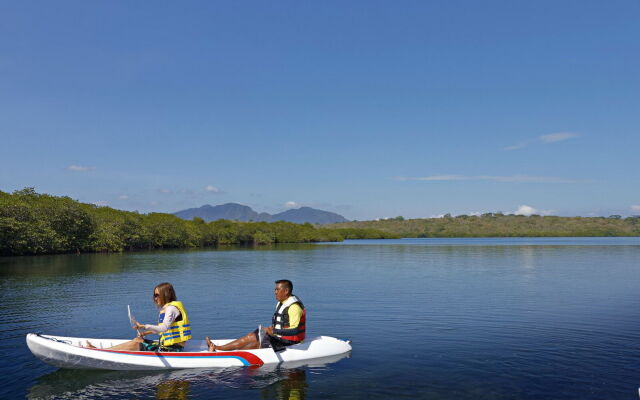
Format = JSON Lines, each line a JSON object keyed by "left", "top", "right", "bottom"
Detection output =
{"left": 261, "top": 369, "right": 307, "bottom": 400}
{"left": 156, "top": 379, "right": 190, "bottom": 400}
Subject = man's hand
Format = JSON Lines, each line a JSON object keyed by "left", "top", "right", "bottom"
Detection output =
{"left": 265, "top": 326, "right": 274, "bottom": 336}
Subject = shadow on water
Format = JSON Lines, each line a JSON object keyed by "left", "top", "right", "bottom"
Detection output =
{"left": 27, "top": 353, "right": 349, "bottom": 400}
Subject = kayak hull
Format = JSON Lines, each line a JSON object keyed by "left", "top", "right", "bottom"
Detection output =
{"left": 26, "top": 333, "right": 352, "bottom": 370}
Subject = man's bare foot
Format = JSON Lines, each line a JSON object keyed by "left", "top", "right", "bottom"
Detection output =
{"left": 85, "top": 341, "right": 97, "bottom": 349}
{"left": 205, "top": 336, "right": 216, "bottom": 352}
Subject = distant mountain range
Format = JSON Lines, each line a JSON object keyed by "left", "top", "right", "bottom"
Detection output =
{"left": 173, "top": 203, "right": 349, "bottom": 225}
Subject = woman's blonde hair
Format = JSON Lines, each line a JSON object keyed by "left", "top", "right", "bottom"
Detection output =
{"left": 154, "top": 282, "right": 177, "bottom": 306}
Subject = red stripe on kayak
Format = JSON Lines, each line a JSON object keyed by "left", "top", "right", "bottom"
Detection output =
{"left": 88, "top": 348, "right": 265, "bottom": 366}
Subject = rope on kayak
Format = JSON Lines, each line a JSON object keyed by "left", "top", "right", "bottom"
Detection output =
{"left": 35, "top": 333, "right": 72, "bottom": 344}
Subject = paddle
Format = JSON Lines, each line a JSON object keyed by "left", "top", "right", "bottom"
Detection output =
{"left": 128, "top": 305, "right": 143, "bottom": 337}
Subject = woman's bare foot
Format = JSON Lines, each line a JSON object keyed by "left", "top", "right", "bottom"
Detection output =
{"left": 205, "top": 336, "right": 216, "bottom": 352}
{"left": 85, "top": 341, "right": 97, "bottom": 349}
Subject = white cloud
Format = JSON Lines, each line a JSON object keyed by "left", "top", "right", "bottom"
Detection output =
{"left": 397, "top": 175, "right": 585, "bottom": 183}
{"left": 284, "top": 201, "right": 299, "bottom": 209}
{"left": 93, "top": 201, "right": 108, "bottom": 206}
{"left": 503, "top": 142, "right": 531, "bottom": 151}
{"left": 631, "top": 205, "right": 640, "bottom": 212}
{"left": 159, "top": 188, "right": 173, "bottom": 194}
{"left": 514, "top": 205, "right": 538, "bottom": 216}
{"left": 150, "top": 201, "right": 159, "bottom": 206}
{"left": 118, "top": 195, "right": 129, "bottom": 200}
{"left": 479, "top": 175, "right": 579, "bottom": 183}
{"left": 205, "top": 185, "right": 220, "bottom": 193}
{"left": 399, "top": 175, "right": 467, "bottom": 181}
{"left": 540, "top": 132, "right": 580, "bottom": 143}
{"left": 67, "top": 165, "right": 95, "bottom": 172}
{"left": 504, "top": 132, "right": 580, "bottom": 150}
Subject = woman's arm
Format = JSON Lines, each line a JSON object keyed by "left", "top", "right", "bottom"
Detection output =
{"left": 142, "top": 305, "right": 181, "bottom": 334}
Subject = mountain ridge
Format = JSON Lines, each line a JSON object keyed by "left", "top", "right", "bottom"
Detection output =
{"left": 173, "top": 203, "right": 349, "bottom": 224}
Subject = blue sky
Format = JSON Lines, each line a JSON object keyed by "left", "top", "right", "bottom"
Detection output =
{"left": 1, "top": 1, "right": 638, "bottom": 220}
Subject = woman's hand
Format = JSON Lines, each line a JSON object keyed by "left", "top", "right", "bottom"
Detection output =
{"left": 134, "top": 321, "right": 145, "bottom": 330}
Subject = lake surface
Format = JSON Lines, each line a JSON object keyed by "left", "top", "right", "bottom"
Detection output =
{"left": 2, "top": 237, "right": 640, "bottom": 399}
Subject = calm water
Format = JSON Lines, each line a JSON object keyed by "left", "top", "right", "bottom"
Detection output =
{"left": 1, "top": 238, "right": 640, "bottom": 399}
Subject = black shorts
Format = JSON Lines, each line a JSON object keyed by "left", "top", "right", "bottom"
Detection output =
{"left": 139, "top": 339, "right": 184, "bottom": 352}
{"left": 253, "top": 329, "right": 298, "bottom": 352}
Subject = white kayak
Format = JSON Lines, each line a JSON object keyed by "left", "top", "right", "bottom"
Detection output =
{"left": 26, "top": 333, "right": 352, "bottom": 370}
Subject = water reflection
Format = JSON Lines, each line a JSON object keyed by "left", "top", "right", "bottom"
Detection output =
{"left": 27, "top": 353, "right": 348, "bottom": 399}
{"left": 155, "top": 379, "right": 189, "bottom": 400}
{"left": 0, "top": 243, "right": 320, "bottom": 279}
{"left": 0, "top": 253, "right": 128, "bottom": 278}
{"left": 261, "top": 369, "right": 307, "bottom": 400}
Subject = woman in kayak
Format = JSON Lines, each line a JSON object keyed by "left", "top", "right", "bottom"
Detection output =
{"left": 86, "top": 282, "right": 192, "bottom": 351}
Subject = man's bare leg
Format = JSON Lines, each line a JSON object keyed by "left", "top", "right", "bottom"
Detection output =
{"left": 208, "top": 331, "right": 259, "bottom": 351}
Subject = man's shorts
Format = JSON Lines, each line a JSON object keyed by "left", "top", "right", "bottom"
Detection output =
{"left": 139, "top": 338, "right": 184, "bottom": 352}
{"left": 253, "top": 328, "right": 299, "bottom": 353}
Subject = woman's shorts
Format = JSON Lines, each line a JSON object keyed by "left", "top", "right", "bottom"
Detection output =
{"left": 139, "top": 339, "right": 184, "bottom": 352}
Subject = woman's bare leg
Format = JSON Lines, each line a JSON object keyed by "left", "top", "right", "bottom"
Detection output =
{"left": 106, "top": 337, "right": 144, "bottom": 351}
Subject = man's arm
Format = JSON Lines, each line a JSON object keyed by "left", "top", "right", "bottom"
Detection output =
{"left": 272, "top": 304, "right": 303, "bottom": 336}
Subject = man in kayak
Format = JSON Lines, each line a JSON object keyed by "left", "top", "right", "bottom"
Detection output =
{"left": 206, "top": 279, "right": 306, "bottom": 352}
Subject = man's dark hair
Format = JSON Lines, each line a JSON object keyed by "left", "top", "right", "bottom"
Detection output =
{"left": 275, "top": 279, "right": 293, "bottom": 293}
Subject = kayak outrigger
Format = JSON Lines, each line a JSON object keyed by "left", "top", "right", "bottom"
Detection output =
{"left": 26, "top": 333, "right": 352, "bottom": 370}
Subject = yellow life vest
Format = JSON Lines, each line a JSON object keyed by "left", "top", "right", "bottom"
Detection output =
{"left": 159, "top": 301, "right": 192, "bottom": 346}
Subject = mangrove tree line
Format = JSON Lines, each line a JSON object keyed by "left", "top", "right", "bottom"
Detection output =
{"left": 0, "top": 188, "right": 397, "bottom": 256}
{"left": 328, "top": 213, "right": 640, "bottom": 237}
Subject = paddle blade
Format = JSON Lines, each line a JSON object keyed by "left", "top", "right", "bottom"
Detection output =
{"left": 127, "top": 305, "right": 137, "bottom": 327}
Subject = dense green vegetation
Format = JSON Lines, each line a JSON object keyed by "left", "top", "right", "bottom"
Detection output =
{"left": 0, "top": 188, "right": 398, "bottom": 256}
{"left": 329, "top": 213, "right": 640, "bottom": 238}
{"left": 4, "top": 188, "right": 638, "bottom": 256}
